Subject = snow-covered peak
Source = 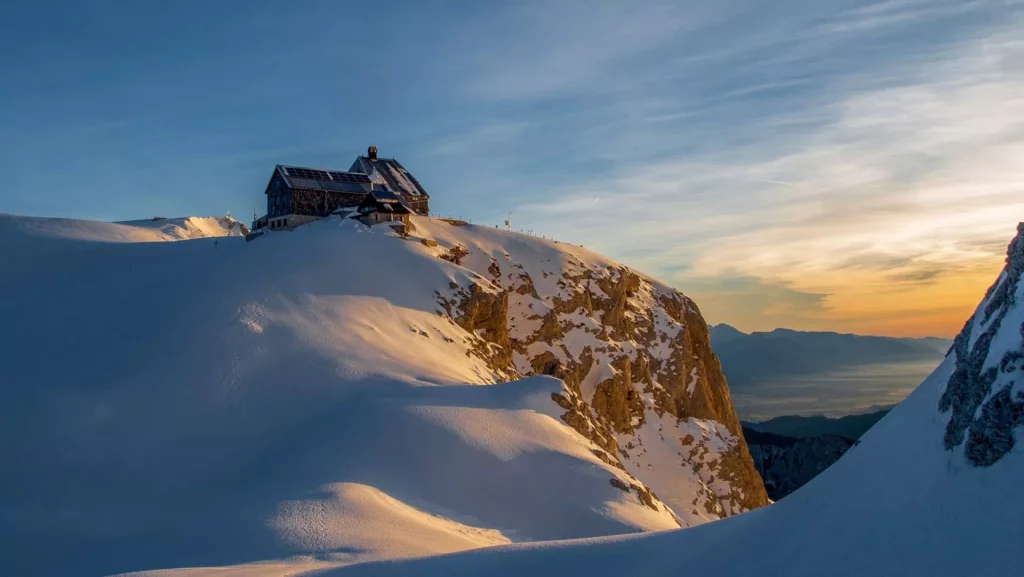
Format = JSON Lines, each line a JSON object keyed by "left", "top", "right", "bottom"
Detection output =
{"left": 939, "top": 222, "right": 1024, "bottom": 466}
{"left": 116, "top": 215, "right": 249, "bottom": 240}
{"left": 323, "top": 223, "right": 1024, "bottom": 577}
{"left": 0, "top": 213, "right": 247, "bottom": 243}
{"left": 414, "top": 217, "right": 768, "bottom": 522}
{"left": 0, "top": 213, "right": 758, "bottom": 576}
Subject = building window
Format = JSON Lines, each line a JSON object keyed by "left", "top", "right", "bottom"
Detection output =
{"left": 282, "top": 218, "right": 287, "bottom": 227}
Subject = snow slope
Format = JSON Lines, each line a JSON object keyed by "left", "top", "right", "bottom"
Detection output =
{"left": 0, "top": 214, "right": 699, "bottom": 577}
{"left": 115, "top": 215, "right": 249, "bottom": 240}
{"left": 318, "top": 224, "right": 1024, "bottom": 577}
{"left": 0, "top": 213, "right": 246, "bottom": 243}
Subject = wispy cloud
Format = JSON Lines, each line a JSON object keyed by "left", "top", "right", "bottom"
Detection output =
{"left": 455, "top": 1, "right": 721, "bottom": 101}
{"left": 682, "top": 273, "right": 832, "bottom": 331}
{"left": 887, "top": 267, "right": 946, "bottom": 284}
{"left": 451, "top": 0, "right": 1024, "bottom": 336}
{"left": 427, "top": 122, "right": 530, "bottom": 158}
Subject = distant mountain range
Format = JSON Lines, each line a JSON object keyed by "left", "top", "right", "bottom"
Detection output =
{"left": 709, "top": 324, "right": 951, "bottom": 389}
{"left": 717, "top": 325, "right": 942, "bottom": 498}
{"left": 742, "top": 409, "right": 891, "bottom": 439}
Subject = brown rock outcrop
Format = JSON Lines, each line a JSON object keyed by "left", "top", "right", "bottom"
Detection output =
{"left": 433, "top": 228, "right": 769, "bottom": 523}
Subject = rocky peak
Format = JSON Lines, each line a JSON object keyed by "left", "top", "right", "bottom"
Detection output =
{"left": 428, "top": 222, "right": 769, "bottom": 524}
{"left": 940, "top": 222, "right": 1024, "bottom": 466}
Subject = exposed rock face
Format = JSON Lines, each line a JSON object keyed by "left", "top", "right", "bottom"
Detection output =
{"left": 427, "top": 222, "right": 769, "bottom": 525}
{"left": 438, "top": 282, "right": 515, "bottom": 379}
{"left": 939, "top": 222, "right": 1024, "bottom": 467}
{"left": 743, "top": 428, "right": 855, "bottom": 501}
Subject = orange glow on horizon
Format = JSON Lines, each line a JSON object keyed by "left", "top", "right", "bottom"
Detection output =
{"left": 695, "top": 254, "right": 1006, "bottom": 339}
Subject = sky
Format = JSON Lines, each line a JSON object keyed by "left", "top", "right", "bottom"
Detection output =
{"left": 2, "top": 0, "right": 1023, "bottom": 338}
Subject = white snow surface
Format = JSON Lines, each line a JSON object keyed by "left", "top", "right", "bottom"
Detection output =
{"left": 0, "top": 214, "right": 682, "bottom": 577}
{"left": 322, "top": 359, "right": 1024, "bottom": 577}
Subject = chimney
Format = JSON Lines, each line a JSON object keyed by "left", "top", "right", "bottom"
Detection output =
{"left": 368, "top": 145, "right": 378, "bottom": 160}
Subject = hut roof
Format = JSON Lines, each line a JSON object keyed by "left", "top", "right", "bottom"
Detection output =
{"left": 357, "top": 189, "right": 414, "bottom": 215}
{"left": 274, "top": 165, "right": 371, "bottom": 194}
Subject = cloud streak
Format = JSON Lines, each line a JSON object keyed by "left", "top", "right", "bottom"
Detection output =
{"left": 444, "top": 0, "right": 1024, "bottom": 336}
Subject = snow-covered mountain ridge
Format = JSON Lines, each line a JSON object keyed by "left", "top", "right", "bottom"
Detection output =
{"left": 940, "top": 222, "right": 1024, "bottom": 466}
{"left": 0, "top": 213, "right": 764, "bottom": 576}
{"left": 321, "top": 222, "right": 1024, "bottom": 577}
{"left": 0, "top": 213, "right": 247, "bottom": 242}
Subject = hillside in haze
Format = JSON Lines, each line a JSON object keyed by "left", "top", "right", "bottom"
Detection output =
{"left": 0, "top": 213, "right": 766, "bottom": 576}
{"left": 710, "top": 324, "right": 950, "bottom": 419}
{"left": 709, "top": 324, "right": 951, "bottom": 387}
{"left": 311, "top": 223, "right": 1024, "bottom": 577}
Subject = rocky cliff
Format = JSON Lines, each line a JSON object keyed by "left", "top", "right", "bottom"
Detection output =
{"left": 426, "top": 219, "right": 769, "bottom": 523}
{"left": 940, "top": 222, "right": 1024, "bottom": 467}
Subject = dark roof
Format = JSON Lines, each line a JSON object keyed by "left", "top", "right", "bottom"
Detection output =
{"left": 275, "top": 165, "right": 371, "bottom": 194}
{"left": 358, "top": 189, "right": 413, "bottom": 215}
{"left": 266, "top": 154, "right": 429, "bottom": 201}
{"left": 349, "top": 156, "right": 429, "bottom": 198}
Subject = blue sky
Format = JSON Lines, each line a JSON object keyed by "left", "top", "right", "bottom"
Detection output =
{"left": 2, "top": 0, "right": 1023, "bottom": 336}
